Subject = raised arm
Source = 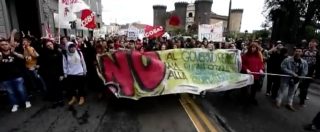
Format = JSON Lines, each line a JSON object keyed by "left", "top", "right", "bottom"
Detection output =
{"left": 10, "top": 29, "right": 17, "bottom": 47}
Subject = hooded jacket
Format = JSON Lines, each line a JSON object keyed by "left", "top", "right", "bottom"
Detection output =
{"left": 63, "top": 42, "right": 87, "bottom": 76}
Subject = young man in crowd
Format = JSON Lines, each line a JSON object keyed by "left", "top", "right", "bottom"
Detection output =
{"left": 299, "top": 39, "right": 318, "bottom": 107}
{"left": 266, "top": 41, "right": 286, "bottom": 98}
{"left": 276, "top": 47, "right": 308, "bottom": 111}
{"left": 22, "top": 37, "right": 46, "bottom": 95}
{"left": 0, "top": 39, "right": 31, "bottom": 112}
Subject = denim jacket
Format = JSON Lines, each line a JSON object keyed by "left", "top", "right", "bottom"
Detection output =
{"left": 281, "top": 57, "right": 308, "bottom": 80}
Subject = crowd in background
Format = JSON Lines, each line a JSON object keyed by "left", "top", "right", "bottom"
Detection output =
{"left": 0, "top": 29, "right": 320, "bottom": 130}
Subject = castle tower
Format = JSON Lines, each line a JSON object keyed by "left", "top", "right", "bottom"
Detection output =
{"left": 174, "top": 2, "right": 188, "bottom": 29}
{"left": 153, "top": 5, "right": 167, "bottom": 27}
{"left": 229, "top": 9, "right": 243, "bottom": 33}
{"left": 194, "top": 0, "right": 213, "bottom": 24}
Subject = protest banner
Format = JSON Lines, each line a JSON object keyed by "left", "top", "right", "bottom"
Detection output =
{"left": 198, "top": 22, "right": 223, "bottom": 42}
{"left": 97, "top": 49, "right": 253, "bottom": 100}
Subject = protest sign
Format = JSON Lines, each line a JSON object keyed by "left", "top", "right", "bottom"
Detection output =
{"left": 97, "top": 49, "right": 253, "bottom": 100}
{"left": 198, "top": 22, "right": 223, "bottom": 42}
{"left": 144, "top": 25, "right": 165, "bottom": 38}
{"left": 127, "top": 27, "right": 139, "bottom": 41}
{"left": 81, "top": 9, "right": 96, "bottom": 29}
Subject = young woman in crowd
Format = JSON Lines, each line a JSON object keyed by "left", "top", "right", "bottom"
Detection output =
{"left": 241, "top": 41, "right": 265, "bottom": 105}
{"left": 63, "top": 42, "right": 87, "bottom": 106}
{"left": 38, "top": 40, "right": 64, "bottom": 108}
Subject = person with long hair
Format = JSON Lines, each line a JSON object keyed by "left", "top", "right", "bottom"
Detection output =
{"left": 241, "top": 41, "right": 265, "bottom": 105}
{"left": 38, "top": 40, "right": 64, "bottom": 108}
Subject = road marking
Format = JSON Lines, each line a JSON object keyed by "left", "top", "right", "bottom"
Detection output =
{"left": 180, "top": 94, "right": 219, "bottom": 132}
{"left": 179, "top": 97, "right": 206, "bottom": 132}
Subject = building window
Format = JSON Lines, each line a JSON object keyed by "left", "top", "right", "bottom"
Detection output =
{"left": 188, "top": 12, "right": 193, "bottom": 17}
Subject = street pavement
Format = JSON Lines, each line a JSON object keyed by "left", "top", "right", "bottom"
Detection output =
{"left": 200, "top": 82, "right": 320, "bottom": 132}
{"left": 0, "top": 94, "right": 199, "bottom": 132}
{"left": 1, "top": 83, "right": 319, "bottom": 132}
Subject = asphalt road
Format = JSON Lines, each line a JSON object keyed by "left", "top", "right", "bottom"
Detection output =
{"left": 0, "top": 94, "right": 199, "bottom": 132}
{"left": 201, "top": 83, "right": 320, "bottom": 132}
{"left": 2, "top": 82, "right": 318, "bottom": 132}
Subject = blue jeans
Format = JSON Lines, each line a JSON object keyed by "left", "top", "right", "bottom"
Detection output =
{"left": 1, "top": 77, "right": 28, "bottom": 105}
{"left": 25, "top": 69, "right": 47, "bottom": 92}
{"left": 276, "top": 77, "right": 300, "bottom": 105}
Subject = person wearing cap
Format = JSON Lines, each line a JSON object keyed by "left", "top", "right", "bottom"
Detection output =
{"left": 63, "top": 42, "right": 87, "bottom": 106}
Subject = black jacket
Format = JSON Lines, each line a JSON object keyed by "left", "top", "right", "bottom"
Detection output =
{"left": 0, "top": 52, "right": 24, "bottom": 81}
{"left": 38, "top": 46, "right": 64, "bottom": 78}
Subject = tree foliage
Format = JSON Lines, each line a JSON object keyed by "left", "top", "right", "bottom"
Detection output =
{"left": 264, "top": 0, "right": 320, "bottom": 43}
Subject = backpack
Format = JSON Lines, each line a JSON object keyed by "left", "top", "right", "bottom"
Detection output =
{"left": 62, "top": 49, "right": 85, "bottom": 70}
{"left": 62, "top": 49, "right": 83, "bottom": 60}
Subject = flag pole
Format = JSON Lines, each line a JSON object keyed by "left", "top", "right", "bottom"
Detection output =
{"left": 58, "top": 0, "right": 61, "bottom": 44}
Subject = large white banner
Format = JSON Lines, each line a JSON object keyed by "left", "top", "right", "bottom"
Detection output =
{"left": 58, "top": 0, "right": 90, "bottom": 28}
{"left": 198, "top": 22, "right": 223, "bottom": 42}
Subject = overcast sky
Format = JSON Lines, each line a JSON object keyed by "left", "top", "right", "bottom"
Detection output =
{"left": 101, "top": 0, "right": 266, "bottom": 32}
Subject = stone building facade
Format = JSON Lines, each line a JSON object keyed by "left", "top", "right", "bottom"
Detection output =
{"left": 0, "top": 0, "right": 103, "bottom": 38}
{"left": 153, "top": 0, "right": 243, "bottom": 33}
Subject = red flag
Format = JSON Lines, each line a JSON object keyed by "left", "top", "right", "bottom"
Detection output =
{"left": 169, "top": 15, "right": 180, "bottom": 26}
{"left": 144, "top": 25, "right": 165, "bottom": 38}
{"left": 81, "top": 9, "right": 96, "bottom": 29}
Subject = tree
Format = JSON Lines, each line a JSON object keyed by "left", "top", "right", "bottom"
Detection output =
{"left": 187, "top": 24, "right": 198, "bottom": 35}
{"left": 264, "top": 0, "right": 320, "bottom": 43}
{"left": 253, "top": 30, "right": 270, "bottom": 40}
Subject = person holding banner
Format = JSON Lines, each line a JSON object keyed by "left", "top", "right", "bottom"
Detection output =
{"left": 241, "top": 41, "right": 265, "bottom": 105}
{"left": 207, "top": 43, "right": 215, "bottom": 51}
{"left": 276, "top": 47, "right": 308, "bottom": 111}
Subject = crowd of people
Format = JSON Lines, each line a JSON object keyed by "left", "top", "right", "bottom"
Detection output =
{"left": 0, "top": 29, "right": 319, "bottom": 130}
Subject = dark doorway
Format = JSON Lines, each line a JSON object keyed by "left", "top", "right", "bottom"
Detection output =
{"left": 14, "top": 0, "right": 42, "bottom": 38}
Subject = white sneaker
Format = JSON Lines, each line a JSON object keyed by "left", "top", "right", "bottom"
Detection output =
{"left": 25, "top": 101, "right": 31, "bottom": 108}
{"left": 11, "top": 105, "right": 19, "bottom": 112}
